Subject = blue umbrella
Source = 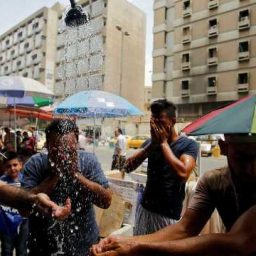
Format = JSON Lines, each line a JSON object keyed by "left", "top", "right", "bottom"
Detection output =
{"left": 54, "top": 90, "right": 143, "bottom": 117}
{"left": 54, "top": 90, "right": 143, "bottom": 152}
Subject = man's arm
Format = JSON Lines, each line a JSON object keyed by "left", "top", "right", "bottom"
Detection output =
{"left": 160, "top": 142, "right": 196, "bottom": 181}
{"left": 93, "top": 206, "right": 256, "bottom": 256}
{"left": 0, "top": 182, "right": 71, "bottom": 219}
{"left": 133, "top": 205, "right": 256, "bottom": 256}
{"left": 74, "top": 172, "right": 112, "bottom": 209}
{"left": 124, "top": 142, "right": 154, "bottom": 173}
{"left": 30, "top": 174, "right": 59, "bottom": 195}
{"left": 91, "top": 208, "right": 209, "bottom": 255}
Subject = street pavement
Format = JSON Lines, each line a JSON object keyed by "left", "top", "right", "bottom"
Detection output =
{"left": 87, "top": 144, "right": 227, "bottom": 176}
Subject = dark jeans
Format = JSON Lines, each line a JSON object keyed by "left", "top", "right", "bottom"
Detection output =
{"left": 1, "top": 219, "right": 29, "bottom": 256}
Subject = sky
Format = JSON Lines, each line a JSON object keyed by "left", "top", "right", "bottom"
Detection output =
{"left": 0, "top": 0, "right": 153, "bottom": 86}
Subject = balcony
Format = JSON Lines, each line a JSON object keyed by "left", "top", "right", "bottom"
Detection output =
{"left": 181, "top": 89, "right": 190, "bottom": 97}
{"left": 238, "top": 16, "right": 250, "bottom": 30}
{"left": 238, "top": 83, "right": 249, "bottom": 92}
{"left": 207, "top": 86, "right": 217, "bottom": 95}
{"left": 238, "top": 51, "right": 250, "bottom": 62}
{"left": 208, "top": 57, "right": 218, "bottom": 66}
{"left": 182, "top": 62, "right": 190, "bottom": 71}
{"left": 182, "top": 35, "right": 191, "bottom": 44}
{"left": 208, "top": 26, "right": 218, "bottom": 38}
{"left": 183, "top": 8, "right": 191, "bottom": 18}
{"left": 208, "top": 0, "right": 219, "bottom": 10}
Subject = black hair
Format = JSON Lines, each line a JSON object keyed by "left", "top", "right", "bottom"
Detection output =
{"left": 45, "top": 119, "right": 79, "bottom": 141}
{"left": 116, "top": 128, "right": 123, "bottom": 134}
{"left": 150, "top": 99, "right": 176, "bottom": 118}
{"left": 3, "top": 151, "right": 22, "bottom": 165}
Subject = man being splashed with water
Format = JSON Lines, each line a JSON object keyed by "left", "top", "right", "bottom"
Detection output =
{"left": 22, "top": 119, "right": 112, "bottom": 256}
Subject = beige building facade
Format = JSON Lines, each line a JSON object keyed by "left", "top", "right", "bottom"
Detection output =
{"left": 0, "top": 0, "right": 146, "bottom": 111}
{"left": 0, "top": 3, "right": 62, "bottom": 92}
{"left": 55, "top": 0, "right": 146, "bottom": 110}
{"left": 153, "top": 0, "right": 256, "bottom": 120}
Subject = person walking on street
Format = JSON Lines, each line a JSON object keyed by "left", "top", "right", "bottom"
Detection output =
{"left": 111, "top": 128, "right": 127, "bottom": 171}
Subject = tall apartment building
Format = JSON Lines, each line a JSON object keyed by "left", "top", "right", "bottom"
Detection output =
{"left": 0, "top": 3, "right": 62, "bottom": 92}
{"left": 0, "top": 0, "right": 146, "bottom": 110}
{"left": 153, "top": 0, "right": 256, "bottom": 120}
{"left": 55, "top": 0, "right": 146, "bottom": 110}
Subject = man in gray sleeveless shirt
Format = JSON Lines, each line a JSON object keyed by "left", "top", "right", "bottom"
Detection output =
{"left": 92, "top": 134, "right": 256, "bottom": 256}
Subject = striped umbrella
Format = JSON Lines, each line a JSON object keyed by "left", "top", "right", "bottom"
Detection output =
{"left": 183, "top": 95, "right": 256, "bottom": 135}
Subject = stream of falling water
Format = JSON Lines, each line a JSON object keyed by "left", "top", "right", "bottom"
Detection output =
{"left": 57, "top": 5, "right": 104, "bottom": 97}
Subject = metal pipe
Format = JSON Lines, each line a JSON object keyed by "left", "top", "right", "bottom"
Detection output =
{"left": 70, "top": 0, "right": 76, "bottom": 8}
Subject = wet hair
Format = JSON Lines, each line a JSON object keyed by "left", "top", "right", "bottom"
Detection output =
{"left": 3, "top": 151, "right": 22, "bottom": 165}
{"left": 116, "top": 128, "right": 123, "bottom": 134}
{"left": 45, "top": 119, "right": 79, "bottom": 141}
{"left": 150, "top": 99, "right": 176, "bottom": 118}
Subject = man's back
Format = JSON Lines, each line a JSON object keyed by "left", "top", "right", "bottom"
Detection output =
{"left": 189, "top": 167, "right": 256, "bottom": 231}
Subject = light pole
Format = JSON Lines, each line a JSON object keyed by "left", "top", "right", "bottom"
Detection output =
{"left": 116, "top": 25, "right": 130, "bottom": 97}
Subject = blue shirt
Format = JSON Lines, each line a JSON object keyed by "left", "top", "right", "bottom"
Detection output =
{"left": 22, "top": 151, "right": 109, "bottom": 256}
{"left": 142, "top": 136, "right": 199, "bottom": 219}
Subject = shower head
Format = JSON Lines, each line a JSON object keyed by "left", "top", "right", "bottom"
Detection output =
{"left": 65, "top": 0, "right": 90, "bottom": 27}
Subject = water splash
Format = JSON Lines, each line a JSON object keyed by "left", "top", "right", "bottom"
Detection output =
{"left": 56, "top": 6, "right": 104, "bottom": 97}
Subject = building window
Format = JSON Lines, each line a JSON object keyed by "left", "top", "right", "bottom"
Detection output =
{"left": 11, "top": 50, "right": 15, "bottom": 56}
{"left": 239, "top": 9, "right": 249, "bottom": 21}
{"left": 18, "top": 31, "right": 23, "bottom": 38}
{"left": 25, "top": 42, "right": 29, "bottom": 48}
{"left": 32, "top": 22, "right": 39, "bottom": 29}
{"left": 238, "top": 73, "right": 248, "bottom": 84}
{"left": 4, "top": 66, "right": 8, "bottom": 72}
{"left": 208, "top": 47, "right": 217, "bottom": 58}
{"left": 183, "top": 26, "right": 190, "bottom": 36}
{"left": 181, "top": 80, "right": 190, "bottom": 90}
{"left": 32, "top": 54, "right": 37, "bottom": 60}
{"left": 239, "top": 9, "right": 250, "bottom": 30}
{"left": 0, "top": 56, "right": 3, "bottom": 62}
{"left": 17, "top": 60, "right": 21, "bottom": 66}
{"left": 208, "top": 77, "right": 216, "bottom": 87}
{"left": 239, "top": 41, "right": 249, "bottom": 52}
{"left": 182, "top": 53, "right": 190, "bottom": 63}
{"left": 23, "top": 72, "right": 28, "bottom": 77}
{"left": 5, "top": 39, "right": 10, "bottom": 46}
{"left": 209, "top": 18, "right": 217, "bottom": 29}
{"left": 183, "top": 0, "right": 190, "bottom": 10}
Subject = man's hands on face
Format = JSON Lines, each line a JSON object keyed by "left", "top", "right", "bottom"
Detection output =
{"left": 150, "top": 117, "right": 171, "bottom": 145}
{"left": 91, "top": 236, "right": 139, "bottom": 256}
{"left": 34, "top": 193, "right": 71, "bottom": 220}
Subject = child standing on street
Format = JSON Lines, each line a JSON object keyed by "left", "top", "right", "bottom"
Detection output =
{"left": 0, "top": 152, "right": 29, "bottom": 256}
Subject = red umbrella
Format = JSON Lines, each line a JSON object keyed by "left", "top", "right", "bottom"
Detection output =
{"left": 7, "top": 106, "right": 53, "bottom": 121}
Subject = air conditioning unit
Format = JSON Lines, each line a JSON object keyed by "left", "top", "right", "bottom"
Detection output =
{"left": 207, "top": 86, "right": 217, "bottom": 95}
{"left": 208, "top": 26, "right": 218, "bottom": 37}
{"left": 182, "top": 62, "right": 191, "bottom": 71}
{"left": 208, "top": 57, "right": 218, "bottom": 66}
{"left": 238, "top": 83, "right": 249, "bottom": 92}
{"left": 183, "top": 8, "right": 191, "bottom": 18}
{"left": 238, "top": 16, "right": 250, "bottom": 30}
{"left": 181, "top": 89, "right": 190, "bottom": 97}
{"left": 182, "top": 35, "right": 191, "bottom": 44}
{"left": 238, "top": 51, "right": 250, "bottom": 61}
{"left": 208, "top": 0, "right": 219, "bottom": 10}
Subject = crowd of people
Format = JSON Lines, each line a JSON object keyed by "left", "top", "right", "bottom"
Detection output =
{"left": 0, "top": 99, "right": 254, "bottom": 255}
